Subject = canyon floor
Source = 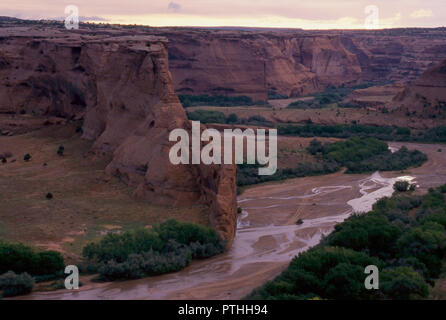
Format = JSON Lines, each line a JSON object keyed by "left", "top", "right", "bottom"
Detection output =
{"left": 0, "top": 116, "right": 209, "bottom": 263}
{"left": 12, "top": 141, "right": 446, "bottom": 300}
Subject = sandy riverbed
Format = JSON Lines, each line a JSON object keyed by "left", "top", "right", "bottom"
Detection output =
{"left": 19, "top": 142, "right": 446, "bottom": 300}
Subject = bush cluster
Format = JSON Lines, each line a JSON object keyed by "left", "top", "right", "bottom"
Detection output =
{"left": 237, "top": 161, "right": 340, "bottom": 186}
{"left": 247, "top": 184, "right": 446, "bottom": 300}
{"left": 179, "top": 94, "right": 257, "bottom": 107}
{"left": 0, "top": 242, "right": 65, "bottom": 276}
{"left": 319, "top": 137, "right": 427, "bottom": 173}
{"left": 0, "top": 271, "right": 34, "bottom": 297}
{"left": 83, "top": 220, "right": 225, "bottom": 281}
{"left": 278, "top": 124, "right": 446, "bottom": 143}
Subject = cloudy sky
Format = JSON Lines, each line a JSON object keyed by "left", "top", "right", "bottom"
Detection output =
{"left": 1, "top": 0, "right": 444, "bottom": 29}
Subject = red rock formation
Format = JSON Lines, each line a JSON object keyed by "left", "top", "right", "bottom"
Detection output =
{"left": 0, "top": 26, "right": 237, "bottom": 247}
{"left": 152, "top": 28, "right": 446, "bottom": 101}
{"left": 161, "top": 30, "right": 362, "bottom": 100}
{"left": 392, "top": 59, "right": 446, "bottom": 117}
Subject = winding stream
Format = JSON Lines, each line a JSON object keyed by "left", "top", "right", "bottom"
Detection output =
{"left": 21, "top": 142, "right": 446, "bottom": 300}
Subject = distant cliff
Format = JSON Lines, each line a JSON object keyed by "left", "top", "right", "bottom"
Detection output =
{"left": 0, "top": 25, "right": 237, "bottom": 247}
{"left": 392, "top": 58, "right": 446, "bottom": 117}
{"left": 152, "top": 28, "right": 446, "bottom": 100}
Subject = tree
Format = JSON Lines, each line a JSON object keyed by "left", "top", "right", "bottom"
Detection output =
{"left": 307, "top": 139, "right": 324, "bottom": 155}
{"left": 57, "top": 145, "right": 65, "bottom": 156}
{"left": 381, "top": 267, "right": 428, "bottom": 300}
{"left": 324, "top": 263, "right": 365, "bottom": 300}
{"left": 226, "top": 113, "right": 238, "bottom": 124}
{"left": 327, "top": 214, "right": 402, "bottom": 258}
{"left": 0, "top": 271, "right": 34, "bottom": 297}
{"left": 394, "top": 180, "right": 410, "bottom": 192}
{"left": 396, "top": 223, "right": 446, "bottom": 278}
{"left": 24, "top": 153, "right": 31, "bottom": 162}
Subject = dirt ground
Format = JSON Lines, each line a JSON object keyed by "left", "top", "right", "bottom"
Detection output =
{"left": 0, "top": 117, "right": 208, "bottom": 262}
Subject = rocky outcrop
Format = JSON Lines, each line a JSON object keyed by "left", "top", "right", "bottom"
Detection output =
{"left": 392, "top": 59, "right": 446, "bottom": 117}
{"left": 158, "top": 30, "right": 362, "bottom": 100}
{"left": 151, "top": 28, "right": 446, "bottom": 101}
{"left": 0, "top": 26, "right": 237, "bottom": 247}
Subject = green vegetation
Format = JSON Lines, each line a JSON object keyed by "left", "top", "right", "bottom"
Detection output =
{"left": 0, "top": 271, "right": 34, "bottom": 297}
{"left": 319, "top": 137, "right": 427, "bottom": 173}
{"left": 83, "top": 219, "right": 225, "bottom": 281}
{"left": 247, "top": 184, "right": 446, "bottom": 300}
{"left": 237, "top": 161, "right": 340, "bottom": 187}
{"left": 287, "top": 83, "right": 386, "bottom": 110}
{"left": 278, "top": 124, "right": 446, "bottom": 143}
{"left": 57, "top": 145, "right": 65, "bottom": 156}
{"left": 394, "top": 180, "right": 415, "bottom": 192}
{"left": 179, "top": 94, "right": 263, "bottom": 107}
{"left": 0, "top": 241, "right": 65, "bottom": 276}
{"left": 186, "top": 110, "right": 227, "bottom": 124}
{"left": 186, "top": 110, "right": 273, "bottom": 126}
{"left": 268, "top": 91, "right": 289, "bottom": 100}
{"left": 238, "top": 137, "right": 426, "bottom": 187}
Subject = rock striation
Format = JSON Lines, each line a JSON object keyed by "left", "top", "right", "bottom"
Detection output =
{"left": 0, "top": 25, "right": 237, "bottom": 247}
{"left": 392, "top": 58, "right": 446, "bottom": 117}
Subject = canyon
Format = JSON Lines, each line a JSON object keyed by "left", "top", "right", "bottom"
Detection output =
{"left": 0, "top": 22, "right": 237, "bottom": 247}
{"left": 1, "top": 17, "right": 446, "bottom": 254}
{"left": 153, "top": 28, "right": 446, "bottom": 100}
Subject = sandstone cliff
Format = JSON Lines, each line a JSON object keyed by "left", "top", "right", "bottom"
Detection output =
{"left": 0, "top": 26, "right": 237, "bottom": 246}
{"left": 159, "top": 30, "right": 362, "bottom": 100}
{"left": 392, "top": 59, "right": 446, "bottom": 117}
{"left": 151, "top": 28, "right": 446, "bottom": 101}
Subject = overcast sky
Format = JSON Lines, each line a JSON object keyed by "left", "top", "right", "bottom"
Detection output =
{"left": 1, "top": 0, "right": 444, "bottom": 29}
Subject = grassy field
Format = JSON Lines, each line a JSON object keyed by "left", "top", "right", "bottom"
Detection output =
{"left": 0, "top": 124, "right": 208, "bottom": 263}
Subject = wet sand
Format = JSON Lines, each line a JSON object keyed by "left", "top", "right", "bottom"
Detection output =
{"left": 20, "top": 142, "right": 446, "bottom": 300}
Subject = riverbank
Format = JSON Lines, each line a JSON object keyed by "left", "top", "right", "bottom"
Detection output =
{"left": 17, "top": 142, "right": 446, "bottom": 300}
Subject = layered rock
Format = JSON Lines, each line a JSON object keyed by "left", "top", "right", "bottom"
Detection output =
{"left": 159, "top": 30, "right": 362, "bottom": 100}
{"left": 392, "top": 59, "right": 446, "bottom": 117}
{"left": 151, "top": 28, "right": 446, "bottom": 100}
{"left": 0, "top": 26, "right": 237, "bottom": 246}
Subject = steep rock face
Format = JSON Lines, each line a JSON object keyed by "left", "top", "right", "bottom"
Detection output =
{"left": 392, "top": 59, "right": 446, "bottom": 116}
{"left": 149, "top": 28, "right": 446, "bottom": 101}
{"left": 0, "top": 27, "right": 237, "bottom": 246}
{"left": 161, "top": 30, "right": 362, "bottom": 100}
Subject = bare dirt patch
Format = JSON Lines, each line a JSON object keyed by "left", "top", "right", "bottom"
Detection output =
{"left": 0, "top": 119, "right": 209, "bottom": 262}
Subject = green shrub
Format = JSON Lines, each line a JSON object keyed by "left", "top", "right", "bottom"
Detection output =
{"left": 246, "top": 246, "right": 381, "bottom": 300}
{"left": 0, "top": 241, "right": 64, "bottom": 276}
{"left": 278, "top": 124, "right": 446, "bottom": 143}
{"left": 186, "top": 110, "right": 226, "bottom": 124}
{"left": 83, "top": 220, "right": 224, "bottom": 280}
{"left": 57, "top": 145, "right": 64, "bottom": 156}
{"left": 380, "top": 267, "right": 428, "bottom": 300}
{"left": 246, "top": 184, "right": 446, "bottom": 300}
{"left": 179, "top": 94, "right": 255, "bottom": 107}
{"left": 327, "top": 213, "right": 402, "bottom": 258}
{"left": 0, "top": 271, "right": 34, "bottom": 297}
{"left": 226, "top": 113, "right": 238, "bottom": 124}
{"left": 307, "top": 139, "right": 325, "bottom": 155}
{"left": 394, "top": 181, "right": 410, "bottom": 192}
{"left": 317, "top": 138, "right": 427, "bottom": 174}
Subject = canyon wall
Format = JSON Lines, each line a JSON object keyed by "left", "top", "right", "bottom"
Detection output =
{"left": 392, "top": 58, "right": 446, "bottom": 117}
{"left": 0, "top": 26, "right": 237, "bottom": 246}
{"left": 158, "top": 30, "right": 363, "bottom": 100}
{"left": 151, "top": 28, "right": 446, "bottom": 100}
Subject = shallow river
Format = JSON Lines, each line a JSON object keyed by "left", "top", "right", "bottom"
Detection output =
{"left": 22, "top": 142, "right": 446, "bottom": 300}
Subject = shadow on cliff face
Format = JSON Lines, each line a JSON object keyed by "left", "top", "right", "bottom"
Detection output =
{"left": 0, "top": 29, "right": 238, "bottom": 248}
